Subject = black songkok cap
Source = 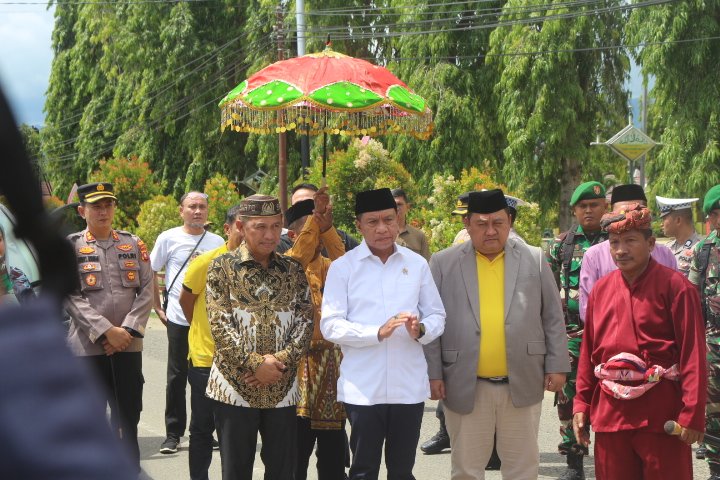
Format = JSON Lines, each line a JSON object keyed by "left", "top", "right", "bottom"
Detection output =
{"left": 355, "top": 188, "right": 397, "bottom": 215}
{"left": 610, "top": 184, "right": 647, "bottom": 205}
{"left": 285, "top": 199, "right": 314, "bottom": 228}
{"left": 467, "top": 189, "right": 508, "bottom": 214}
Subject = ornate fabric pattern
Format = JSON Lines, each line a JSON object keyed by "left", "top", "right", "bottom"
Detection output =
{"left": 205, "top": 244, "right": 313, "bottom": 408}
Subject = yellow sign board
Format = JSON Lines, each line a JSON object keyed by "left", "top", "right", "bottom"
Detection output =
{"left": 606, "top": 125, "right": 656, "bottom": 162}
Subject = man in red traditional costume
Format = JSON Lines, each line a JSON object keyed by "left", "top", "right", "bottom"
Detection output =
{"left": 572, "top": 204, "right": 706, "bottom": 479}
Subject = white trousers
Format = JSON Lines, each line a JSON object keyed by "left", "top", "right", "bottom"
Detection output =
{"left": 445, "top": 380, "right": 542, "bottom": 480}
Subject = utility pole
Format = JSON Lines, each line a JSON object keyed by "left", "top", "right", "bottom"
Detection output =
{"left": 296, "top": 0, "right": 310, "bottom": 178}
{"left": 276, "top": 5, "right": 288, "bottom": 212}
{"left": 627, "top": 107, "right": 634, "bottom": 184}
{"left": 639, "top": 78, "right": 648, "bottom": 188}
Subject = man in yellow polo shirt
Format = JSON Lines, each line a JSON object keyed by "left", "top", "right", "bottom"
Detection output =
{"left": 179, "top": 204, "right": 243, "bottom": 480}
{"left": 425, "top": 189, "right": 569, "bottom": 480}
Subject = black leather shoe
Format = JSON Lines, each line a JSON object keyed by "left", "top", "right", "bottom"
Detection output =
{"left": 485, "top": 447, "right": 501, "bottom": 470}
{"left": 420, "top": 431, "right": 450, "bottom": 454}
{"left": 557, "top": 452, "right": 585, "bottom": 480}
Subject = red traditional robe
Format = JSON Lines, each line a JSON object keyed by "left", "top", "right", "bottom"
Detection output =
{"left": 574, "top": 258, "right": 706, "bottom": 433}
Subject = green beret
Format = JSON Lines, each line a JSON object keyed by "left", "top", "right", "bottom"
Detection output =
{"left": 570, "top": 181, "right": 606, "bottom": 207}
{"left": 703, "top": 184, "right": 720, "bottom": 214}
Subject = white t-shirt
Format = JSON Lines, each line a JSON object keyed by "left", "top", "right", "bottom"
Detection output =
{"left": 150, "top": 226, "right": 224, "bottom": 326}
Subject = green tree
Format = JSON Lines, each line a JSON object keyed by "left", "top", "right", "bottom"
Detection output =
{"left": 305, "top": 138, "right": 415, "bottom": 232}
{"left": 203, "top": 173, "right": 242, "bottom": 236}
{"left": 381, "top": 0, "right": 505, "bottom": 185}
{"left": 489, "top": 0, "right": 629, "bottom": 230}
{"left": 88, "top": 155, "right": 162, "bottom": 231}
{"left": 136, "top": 194, "right": 179, "bottom": 251}
{"left": 420, "top": 167, "right": 541, "bottom": 251}
{"left": 626, "top": 1, "right": 720, "bottom": 198}
{"left": 43, "top": 0, "right": 270, "bottom": 199}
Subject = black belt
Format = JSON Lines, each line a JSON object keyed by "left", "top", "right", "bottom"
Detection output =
{"left": 477, "top": 376, "right": 509, "bottom": 384}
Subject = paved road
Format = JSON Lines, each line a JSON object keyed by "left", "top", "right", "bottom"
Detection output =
{"left": 137, "top": 316, "right": 710, "bottom": 479}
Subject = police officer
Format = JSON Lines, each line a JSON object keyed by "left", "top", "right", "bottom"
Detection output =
{"left": 546, "top": 181, "right": 607, "bottom": 480}
{"left": 656, "top": 195, "right": 702, "bottom": 277}
{"left": 65, "top": 182, "right": 153, "bottom": 474}
{"left": 689, "top": 184, "right": 720, "bottom": 479}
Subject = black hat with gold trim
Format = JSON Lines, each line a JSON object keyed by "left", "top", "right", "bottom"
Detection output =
{"left": 78, "top": 182, "right": 117, "bottom": 203}
{"left": 452, "top": 192, "right": 472, "bottom": 216}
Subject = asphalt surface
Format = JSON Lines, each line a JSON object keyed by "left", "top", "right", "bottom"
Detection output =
{"left": 137, "top": 315, "right": 711, "bottom": 479}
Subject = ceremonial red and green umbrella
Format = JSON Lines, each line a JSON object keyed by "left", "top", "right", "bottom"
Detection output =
{"left": 219, "top": 44, "right": 433, "bottom": 183}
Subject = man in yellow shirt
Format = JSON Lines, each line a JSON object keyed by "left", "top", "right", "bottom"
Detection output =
{"left": 179, "top": 204, "right": 243, "bottom": 480}
{"left": 425, "top": 189, "right": 569, "bottom": 480}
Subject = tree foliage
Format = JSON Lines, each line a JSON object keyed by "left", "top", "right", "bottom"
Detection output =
{"left": 136, "top": 194, "right": 179, "bottom": 252}
{"left": 488, "top": 0, "right": 628, "bottom": 229}
{"left": 626, "top": 0, "right": 720, "bottom": 198}
{"left": 39, "top": 0, "right": 718, "bottom": 235}
{"left": 421, "top": 166, "right": 542, "bottom": 251}
{"left": 203, "top": 173, "right": 242, "bottom": 236}
{"left": 88, "top": 155, "right": 162, "bottom": 231}
{"left": 305, "top": 138, "right": 415, "bottom": 232}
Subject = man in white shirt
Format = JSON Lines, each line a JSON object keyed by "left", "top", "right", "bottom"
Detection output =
{"left": 150, "top": 191, "right": 224, "bottom": 454}
{"left": 321, "top": 187, "right": 446, "bottom": 480}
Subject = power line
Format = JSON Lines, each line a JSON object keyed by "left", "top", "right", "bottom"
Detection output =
{"left": 44, "top": 35, "right": 269, "bottom": 153}
{"left": 1, "top": 0, "right": 220, "bottom": 5}
{"left": 371, "top": 34, "right": 720, "bottom": 62}
{"left": 281, "top": 0, "right": 675, "bottom": 40}
{"left": 48, "top": 31, "right": 246, "bottom": 130}
{"left": 303, "top": 0, "right": 604, "bottom": 19}
{"left": 43, "top": 49, "right": 262, "bottom": 165}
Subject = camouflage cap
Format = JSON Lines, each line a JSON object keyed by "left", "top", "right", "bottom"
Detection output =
{"left": 238, "top": 194, "right": 281, "bottom": 217}
{"left": 570, "top": 181, "right": 605, "bottom": 207}
{"left": 703, "top": 185, "right": 720, "bottom": 215}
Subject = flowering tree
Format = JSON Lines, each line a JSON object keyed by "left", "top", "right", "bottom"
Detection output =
{"left": 136, "top": 195, "right": 179, "bottom": 251}
{"left": 203, "top": 174, "right": 242, "bottom": 237}
{"left": 88, "top": 155, "right": 162, "bottom": 231}
{"left": 421, "top": 167, "right": 542, "bottom": 251}
{"left": 305, "top": 138, "right": 416, "bottom": 232}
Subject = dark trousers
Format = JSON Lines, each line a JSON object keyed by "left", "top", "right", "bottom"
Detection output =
{"left": 165, "top": 321, "right": 189, "bottom": 437}
{"left": 85, "top": 352, "right": 144, "bottom": 473}
{"left": 214, "top": 402, "right": 296, "bottom": 480}
{"left": 188, "top": 366, "right": 216, "bottom": 480}
{"left": 345, "top": 403, "right": 424, "bottom": 480}
{"left": 295, "top": 416, "right": 347, "bottom": 480}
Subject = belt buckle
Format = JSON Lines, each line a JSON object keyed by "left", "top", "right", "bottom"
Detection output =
{"left": 479, "top": 376, "right": 509, "bottom": 384}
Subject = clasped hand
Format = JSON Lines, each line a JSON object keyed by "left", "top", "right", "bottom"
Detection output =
{"left": 378, "top": 312, "right": 421, "bottom": 341}
{"left": 243, "top": 355, "right": 286, "bottom": 387}
{"left": 102, "top": 326, "right": 132, "bottom": 356}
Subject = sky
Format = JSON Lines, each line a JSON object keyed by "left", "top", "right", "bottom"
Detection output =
{"left": 0, "top": 5, "right": 55, "bottom": 127}
{"left": 0, "top": 7, "right": 647, "bottom": 129}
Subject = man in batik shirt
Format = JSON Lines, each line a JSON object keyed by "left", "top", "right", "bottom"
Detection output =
{"left": 206, "top": 194, "right": 313, "bottom": 480}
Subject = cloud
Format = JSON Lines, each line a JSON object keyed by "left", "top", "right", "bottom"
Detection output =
{"left": 0, "top": 7, "right": 55, "bottom": 126}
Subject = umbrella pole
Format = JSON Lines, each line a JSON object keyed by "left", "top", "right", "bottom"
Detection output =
{"left": 322, "top": 131, "right": 327, "bottom": 187}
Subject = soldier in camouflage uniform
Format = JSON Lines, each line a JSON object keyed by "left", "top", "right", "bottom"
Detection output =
{"left": 689, "top": 184, "right": 720, "bottom": 480}
{"left": 546, "top": 181, "right": 607, "bottom": 480}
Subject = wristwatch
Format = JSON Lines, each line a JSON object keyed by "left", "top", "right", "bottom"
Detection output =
{"left": 417, "top": 323, "right": 426, "bottom": 339}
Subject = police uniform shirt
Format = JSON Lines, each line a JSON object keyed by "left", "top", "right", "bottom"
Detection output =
{"left": 65, "top": 229, "right": 153, "bottom": 356}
